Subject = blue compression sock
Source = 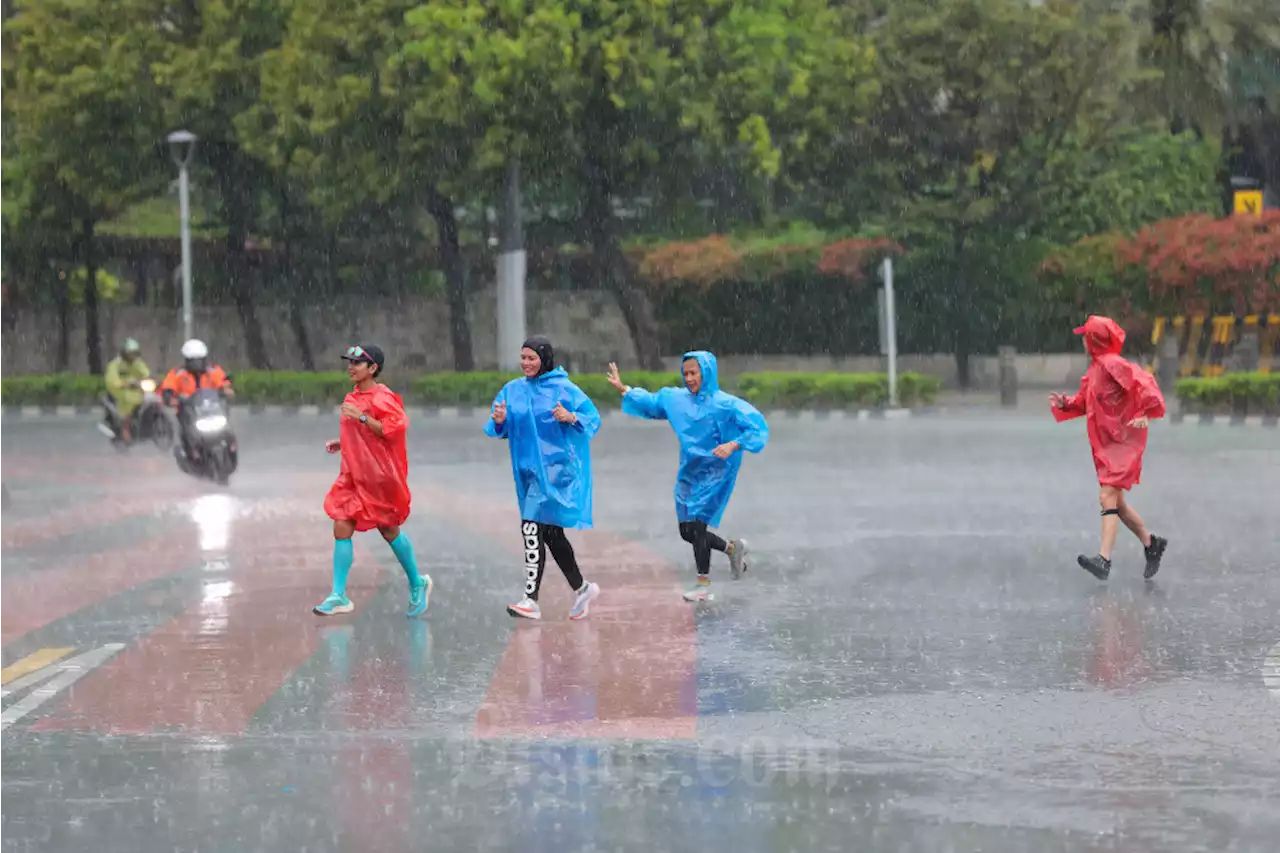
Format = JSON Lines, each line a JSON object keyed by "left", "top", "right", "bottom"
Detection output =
{"left": 332, "top": 538, "right": 354, "bottom": 596}
{"left": 388, "top": 532, "right": 424, "bottom": 587}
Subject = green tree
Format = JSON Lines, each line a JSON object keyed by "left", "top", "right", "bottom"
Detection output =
{"left": 1138, "top": 1, "right": 1280, "bottom": 205}
{"left": 3, "top": 0, "right": 165, "bottom": 374}
{"left": 1037, "top": 129, "right": 1221, "bottom": 241}
{"left": 150, "top": 0, "right": 286, "bottom": 366}
{"left": 850, "top": 0, "right": 1149, "bottom": 384}
{"left": 244, "top": 0, "right": 483, "bottom": 370}
{"left": 1026, "top": 129, "right": 1222, "bottom": 344}
{"left": 401, "top": 0, "right": 878, "bottom": 369}
{"left": 1140, "top": 0, "right": 1279, "bottom": 133}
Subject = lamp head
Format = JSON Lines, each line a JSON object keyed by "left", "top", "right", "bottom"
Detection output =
{"left": 167, "top": 129, "right": 198, "bottom": 166}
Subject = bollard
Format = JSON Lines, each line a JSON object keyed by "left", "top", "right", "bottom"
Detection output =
{"left": 998, "top": 346, "right": 1017, "bottom": 407}
{"left": 1231, "top": 322, "right": 1261, "bottom": 373}
{"left": 1156, "top": 332, "right": 1180, "bottom": 396}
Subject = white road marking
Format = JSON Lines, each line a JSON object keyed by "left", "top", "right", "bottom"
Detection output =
{"left": 0, "top": 644, "right": 125, "bottom": 730}
{"left": 1263, "top": 640, "right": 1280, "bottom": 701}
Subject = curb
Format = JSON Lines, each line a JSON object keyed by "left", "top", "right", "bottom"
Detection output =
{"left": 1, "top": 405, "right": 927, "bottom": 421}
{"left": 3, "top": 405, "right": 98, "bottom": 418}
{"left": 1168, "top": 411, "right": 1278, "bottom": 428}
{"left": 3, "top": 405, "right": 1276, "bottom": 426}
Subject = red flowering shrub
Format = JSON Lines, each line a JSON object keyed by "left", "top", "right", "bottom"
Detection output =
{"left": 639, "top": 235, "right": 743, "bottom": 286}
{"left": 1040, "top": 211, "right": 1280, "bottom": 319}
{"left": 639, "top": 234, "right": 902, "bottom": 288}
{"left": 1117, "top": 210, "right": 1280, "bottom": 314}
{"left": 817, "top": 238, "right": 903, "bottom": 282}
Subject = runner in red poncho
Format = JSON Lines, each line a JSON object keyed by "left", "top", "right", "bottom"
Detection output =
{"left": 313, "top": 344, "right": 432, "bottom": 618}
{"left": 1051, "top": 316, "right": 1169, "bottom": 581}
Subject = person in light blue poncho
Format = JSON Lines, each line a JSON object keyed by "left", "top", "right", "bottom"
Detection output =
{"left": 486, "top": 336, "right": 602, "bottom": 621}
{"left": 607, "top": 350, "right": 769, "bottom": 602}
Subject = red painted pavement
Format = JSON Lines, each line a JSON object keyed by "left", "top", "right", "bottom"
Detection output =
{"left": 31, "top": 510, "right": 389, "bottom": 735}
{"left": 24, "top": 476, "right": 699, "bottom": 741}
{"left": 1, "top": 529, "right": 200, "bottom": 645}
{"left": 411, "top": 485, "right": 699, "bottom": 741}
{"left": 318, "top": 623, "right": 421, "bottom": 853}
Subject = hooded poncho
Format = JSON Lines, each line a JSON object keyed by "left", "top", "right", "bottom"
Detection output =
{"left": 621, "top": 350, "right": 769, "bottom": 526}
{"left": 485, "top": 349, "right": 601, "bottom": 528}
{"left": 1053, "top": 316, "right": 1166, "bottom": 489}
{"left": 324, "top": 384, "right": 412, "bottom": 530}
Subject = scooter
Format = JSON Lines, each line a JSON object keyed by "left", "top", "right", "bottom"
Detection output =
{"left": 174, "top": 388, "right": 238, "bottom": 485}
{"left": 97, "top": 378, "right": 175, "bottom": 451}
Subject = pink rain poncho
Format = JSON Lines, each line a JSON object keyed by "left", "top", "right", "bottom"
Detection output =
{"left": 324, "top": 384, "right": 411, "bottom": 530}
{"left": 1053, "top": 316, "right": 1166, "bottom": 489}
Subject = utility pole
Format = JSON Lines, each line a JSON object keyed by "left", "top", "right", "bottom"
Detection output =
{"left": 496, "top": 159, "right": 526, "bottom": 370}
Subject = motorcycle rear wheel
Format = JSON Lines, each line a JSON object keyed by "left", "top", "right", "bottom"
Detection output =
{"left": 148, "top": 409, "right": 175, "bottom": 451}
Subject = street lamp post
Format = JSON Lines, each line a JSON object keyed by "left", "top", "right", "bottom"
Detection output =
{"left": 167, "top": 130, "right": 198, "bottom": 343}
{"left": 496, "top": 159, "right": 526, "bottom": 371}
{"left": 880, "top": 257, "right": 899, "bottom": 408}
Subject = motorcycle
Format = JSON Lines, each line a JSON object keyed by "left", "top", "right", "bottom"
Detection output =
{"left": 174, "top": 389, "right": 239, "bottom": 485}
{"left": 98, "top": 378, "right": 175, "bottom": 451}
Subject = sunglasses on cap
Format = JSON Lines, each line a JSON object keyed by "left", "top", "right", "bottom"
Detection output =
{"left": 343, "top": 346, "right": 371, "bottom": 362}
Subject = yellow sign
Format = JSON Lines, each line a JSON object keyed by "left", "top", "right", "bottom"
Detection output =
{"left": 1234, "top": 190, "right": 1263, "bottom": 216}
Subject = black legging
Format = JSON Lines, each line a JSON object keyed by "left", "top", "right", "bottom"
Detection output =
{"left": 679, "top": 521, "right": 728, "bottom": 576}
{"left": 521, "top": 520, "right": 584, "bottom": 601}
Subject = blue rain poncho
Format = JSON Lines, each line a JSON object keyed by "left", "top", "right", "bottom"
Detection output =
{"left": 621, "top": 351, "right": 769, "bottom": 527}
{"left": 485, "top": 367, "right": 601, "bottom": 529}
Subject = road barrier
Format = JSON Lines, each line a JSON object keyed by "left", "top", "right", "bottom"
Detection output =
{"left": 1149, "top": 314, "right": 1280, "bottom": 378}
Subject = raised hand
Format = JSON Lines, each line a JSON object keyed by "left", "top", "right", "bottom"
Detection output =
{"left": 341, "top": 401, "right": 364, "bottom": 420}
{"left": 492, "top": 401, "right": 507, "bottom": 425}
{"left": 606, "top": 362, "right": 628, "bottom": 394}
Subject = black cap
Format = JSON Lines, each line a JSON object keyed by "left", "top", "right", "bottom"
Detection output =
{"left": 342, "top": 344, "right": 385, "bottom": 376}
{"left": 522, "top": 336, "right": 555, "bottom": 375}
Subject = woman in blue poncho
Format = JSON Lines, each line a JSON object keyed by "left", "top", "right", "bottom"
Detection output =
{"left": 486, "top": 336, "right": 602, "bottom": 621}
{"left": 607, "top": 351, "right": 769, "bottom": 602}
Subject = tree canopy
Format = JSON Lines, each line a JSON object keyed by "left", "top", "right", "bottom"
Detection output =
{"left": 3, "top": 0, "right": 1276, "bottom": 376}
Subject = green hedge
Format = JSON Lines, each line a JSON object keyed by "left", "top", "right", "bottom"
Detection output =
{"left": 737, "top": 371, "right": 940, "bottom": 408}
{"left": 408, "top": 371, "right": 683, "bottom": 407}
{"left": 1, "top": 369, "right": 937, "bottom": 409}
{"left": 0, "top": 374, "right": 104, "bottom": 406}
{"left": 234, "top": 371, "right": 353, "bottom": 405}
{"left": 0, "top": 370, "right": 684, "bottom": 408}
{"left": 1176, "top": 373, "right": 1280, "bottom": 414}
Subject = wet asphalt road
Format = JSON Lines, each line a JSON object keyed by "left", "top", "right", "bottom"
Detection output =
{"left": 2, "top": 409, "right": 1278, "bottom": 852}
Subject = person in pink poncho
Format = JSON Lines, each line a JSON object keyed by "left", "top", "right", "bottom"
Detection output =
{"left": 1050, "top": 316, "right": 1169, "bottom": 581}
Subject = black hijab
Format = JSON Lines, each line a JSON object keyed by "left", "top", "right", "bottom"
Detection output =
{"left": 522, "top": 335, "right": 556, "bottom": 376}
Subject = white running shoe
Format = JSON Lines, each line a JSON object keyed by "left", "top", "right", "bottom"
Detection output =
{"left": 728, "top": 538, "right": 749, "bottom": 579}
{"left": 682, "top": 581, "right": 714, "bottom": 602}
{"left": 314, "top": 593, "right": 354, "bottom": 616}
{"left": 507, "top": 596, "right": 542, "bottom": 620}
{"left": 569, "top": 581, "right": 600, "bottom": 620}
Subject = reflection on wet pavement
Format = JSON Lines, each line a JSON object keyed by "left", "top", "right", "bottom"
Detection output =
{"left": 2, "top": 414, "right": 1278, "bottom": 852}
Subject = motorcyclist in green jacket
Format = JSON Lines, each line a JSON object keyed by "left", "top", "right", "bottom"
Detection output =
{"left": 104, "top": 338, "right": 151, "bottom": 443}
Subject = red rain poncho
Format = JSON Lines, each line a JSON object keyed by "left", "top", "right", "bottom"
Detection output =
{"left": 324, "top": 384, "right": 411, "bottom": 530}
{"left": 1053, "top": 316, "right": 1166, "bottom": 489}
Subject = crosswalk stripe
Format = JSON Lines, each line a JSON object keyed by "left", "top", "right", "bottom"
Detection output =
{"left": 1, "top": 647, "right": 74, "bottom": 685}
{"left": 1, "top": 645, "right": 125, "bottom": 730}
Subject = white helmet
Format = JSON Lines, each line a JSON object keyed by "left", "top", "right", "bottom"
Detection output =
{"left": 181, "top": 339, "right": 209, "bottom": 360}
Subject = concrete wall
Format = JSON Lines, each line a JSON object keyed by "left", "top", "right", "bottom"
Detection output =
{"left": 2, "top": 293, "right": 1085, "bottom": 388}
{"left": 1, "top": 289, "right": 639, "bottom": 377}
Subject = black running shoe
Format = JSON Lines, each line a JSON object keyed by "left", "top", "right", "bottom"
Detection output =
{"left": 1077, "top": 554, "right": 1111, "bottom": 580}
{"left": 1143, "top": 535, "right": 1168, "bottom": 579}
